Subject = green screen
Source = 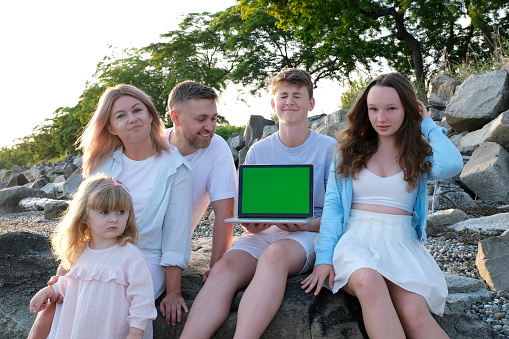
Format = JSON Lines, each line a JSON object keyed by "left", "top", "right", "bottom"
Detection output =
{"left": 241, "top": 166, "right": 311, "bottom": 216}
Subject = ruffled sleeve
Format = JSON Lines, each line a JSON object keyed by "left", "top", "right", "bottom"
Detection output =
{"left": 125, "top": 257, "right": 157, "bottom": 330}
{"left": 66, "top": 264, "right": 128, "bottom": 285}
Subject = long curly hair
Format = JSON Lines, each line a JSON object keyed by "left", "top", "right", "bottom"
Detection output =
{"left": 336, "top": 73, "right": 432, "bottom": 191}
{"left": 51, "top": 173, "right": 138, "bottom": 270}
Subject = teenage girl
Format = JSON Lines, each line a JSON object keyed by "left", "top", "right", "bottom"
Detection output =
{"left": 302, "top": 73, "right": 463, "bottom": 338}
{"left": 30, "top": 173, "right": 157, "bottom": 339}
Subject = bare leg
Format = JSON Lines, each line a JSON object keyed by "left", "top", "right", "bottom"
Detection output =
{"left": 27, "top": 301, "right": 56, "bottom": 339}
{"left": 234, "top": 239, "right": 307, "bottom": 339}
{"left": 342, "top": 268, "right": 405, "bottom": 339}
{"left": 180, "top": 250, "right": 258, "bottom": 339}
{"left": 386, "top": 280, "right": 449, "bottom": 339}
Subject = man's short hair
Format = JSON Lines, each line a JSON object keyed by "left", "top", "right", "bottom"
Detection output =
{"left": 168, "top": 81, "right": 218, "bottom": 111}
{"left": 269, "top": 68, "right": 314, "bottom": 99}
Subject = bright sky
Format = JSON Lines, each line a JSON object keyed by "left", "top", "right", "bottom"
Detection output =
{"left": 0, "top": 0, "right": 344, "bottom": 149}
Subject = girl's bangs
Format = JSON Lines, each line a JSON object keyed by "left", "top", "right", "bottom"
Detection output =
{"left": 88, "top": 186, "right": 131, "bottom": 212}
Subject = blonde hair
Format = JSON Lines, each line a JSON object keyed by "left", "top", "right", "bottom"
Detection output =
{"left": 77, "top": 84, "right": 168, "bottom": 177}
{"left": 269, "top": 68, "right": 314, "bottom": 99}
{"left": 51, "top": 173, "right": 138, "bottom": 270}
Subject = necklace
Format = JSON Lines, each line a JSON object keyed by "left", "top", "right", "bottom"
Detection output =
{"left": 394, "top": 152, "right": 400, "bottom": 162}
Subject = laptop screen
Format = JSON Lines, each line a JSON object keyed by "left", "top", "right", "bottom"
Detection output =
{"left": 238, "top": 164, "right": 314, "bottom": 218}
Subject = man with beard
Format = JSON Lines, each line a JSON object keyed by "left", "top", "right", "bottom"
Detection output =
{"left": 167, "top": 81, "right": 237, "bottom": 287}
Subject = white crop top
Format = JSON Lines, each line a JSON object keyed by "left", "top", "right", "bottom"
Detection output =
{"left": 352, "top": 168, "right": 417, "bottom": 213}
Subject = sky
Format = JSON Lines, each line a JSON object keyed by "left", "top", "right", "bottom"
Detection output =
{"left": 0, "top": 0, "right": 344, "bottom": 149}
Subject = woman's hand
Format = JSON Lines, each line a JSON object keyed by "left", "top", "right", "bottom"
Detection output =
{"left": 417, "top": 100, "right": 430, "bottom": 122}
{"left": 159, "top": 292, "right": 188, "bottom": 326}
{"left": 241, "top": 223, "right": 272, "bottom": 233}
{"left": 301, "top": 264, "right": 335, "bottom": 296}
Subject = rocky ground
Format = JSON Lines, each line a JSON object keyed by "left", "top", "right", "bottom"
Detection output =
{"left": 1, "top": 204, "right": 508, "bottom": 338}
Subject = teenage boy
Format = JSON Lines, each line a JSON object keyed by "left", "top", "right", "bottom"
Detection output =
{"left": 167, "top": 81, "right": 237, "bottom": 287}
{"left": 180, "top": 69, "right": 336, "bottom": 338}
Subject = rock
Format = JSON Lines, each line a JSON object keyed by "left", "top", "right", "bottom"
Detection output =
{"left": 53, "top": 174, "right": 66, "bottom": 184}
{"left": 73, "top": 154, "right": 83, "bottom": 168}
{"left": 430, "top": 107, "right": 446, "bottom": 121}
{"left": 444, "top": 272, "right": 492, "bottom": 313}
{"left": 0, "top": 187, "right": 46, "bottom": 214}
{"left": 227, "top": 133, "right": 245, "bottom": 167}
{"left": 3, "top": 233, "right": 498, "bottom": 338}
{"left": 448, "top": 213, "right": 509, "bottom": 233}
{"left": 458, "top": 110, "right": 509, "bottom": 155}
{"left": 310, "top": 109, "right": 348, "bottom": 138}
{"left": 6, "top": 173, "right": 29, "bottom": 188}
{"left": 460, "top": 142, "right": 509, "bottom": 204}
{"left": 63, "top": 163, "right": 78, "bottom": 179}
{"left": 502, "top": 61, "right": 509, "bottom": 72}
{"left": 19, "top": 197, "right": 50, "bottom": 211}
{"left": 476, "top": 231, "right": 509, "bottom": 291}
{"left": 44, "top": 200, "right": 69, "bottom": 220}
{"left": 40, "top": 183, "right": 57, "bottom": 199}
{"left": 30, "top": 176, "right": 50, "bottom": 190}
{"left": 429, "top": 179, "right": 476, "bottom": 211}
{"left": 0, "top": 232, "right": 59, "bottom": 339}
{"left": 445, "top": 70, "right": 509, "bottom": 132}
{"left": 429, "top": 75, "right": 462, "bottom": 107}
{"left": 262, "top": 124, "right": 278, "bottom": 139}
{"left": 238, "top": 146, "right": 248, "bottom": 166}
{"left": 63, "top": 169, "right": 83, "bottom": 198}
{"left": 243, "top": 115, "right": 275, "bottom": 149}
{"left": 428, "top": 209, "right": 469, "bottom": 230}
{"left": 12, "top": 165, "right": 23, "bottom": 172}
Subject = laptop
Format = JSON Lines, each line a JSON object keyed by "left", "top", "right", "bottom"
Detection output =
{"left": 225, "top": 164, "right": 314, "bottom": 225}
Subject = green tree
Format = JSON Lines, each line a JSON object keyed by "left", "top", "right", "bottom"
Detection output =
{"left": 238, "top": 0, "right": 509, "bottom": 84}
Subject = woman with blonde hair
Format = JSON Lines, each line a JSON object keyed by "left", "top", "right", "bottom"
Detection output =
{"left": 29, "top": 84, "right": 192, "bottom": 338}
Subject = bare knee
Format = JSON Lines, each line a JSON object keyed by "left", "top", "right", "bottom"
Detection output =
{"left": 347, "top": 269, "right": 386, "bottom": 300}
{"left": 206, "top": 253, "right": 256, "bottom": 290}
{"left": 397, "top": 301, "right": 432, "bottom": 332}
{"left": 257, "top": 242, "right": 291, "bottom": 271}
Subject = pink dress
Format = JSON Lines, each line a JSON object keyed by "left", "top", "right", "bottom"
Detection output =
{"left": 52, "top": 243, "right": 157, "bottom": 338}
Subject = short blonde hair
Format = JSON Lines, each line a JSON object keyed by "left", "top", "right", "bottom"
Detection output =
{"left": 77, "top": 84, "right": 168, "bottom": 176}
{"left": 270, "top": 68, "right": 314, "bottom": 98}
{"left": 51, "top": 173, "right": 138, "bottom": 269}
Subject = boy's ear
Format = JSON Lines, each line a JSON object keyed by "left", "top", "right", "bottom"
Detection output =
{"left": 308, "top": 97, "right": 316, "bottom": 112}
{"left": 169, "top": 110, "right": 180, "bottom": 127}
{"left": 270, "top": 97, "right": 276, "bottom": 111}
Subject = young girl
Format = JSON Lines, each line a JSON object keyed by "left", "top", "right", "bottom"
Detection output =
{"left": 29, "top": 173, "right": 157, "bottom": 339}
{"left": 302, "top": 73, "right": 463, "bottom": 338}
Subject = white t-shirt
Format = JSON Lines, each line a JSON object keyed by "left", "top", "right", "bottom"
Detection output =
{"left": 119, "top": 153, "right": 165, "bottom": 218}
{"left": 245, "top": 130, "right": 336, "bottom": 217}
{"left": 167, "top": 129, "right": 237, "bottom": 231}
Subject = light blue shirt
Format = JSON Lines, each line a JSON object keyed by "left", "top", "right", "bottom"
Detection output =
{"left": 92, "top": 146, "right": 193, "bottom": 269}
{"left": 315, "top": 118, "right": 464, "bottom": 266}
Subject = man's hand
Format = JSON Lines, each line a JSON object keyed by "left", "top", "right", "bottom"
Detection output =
{"left": 159, "top": 292, "right": 188, "bottom": 326}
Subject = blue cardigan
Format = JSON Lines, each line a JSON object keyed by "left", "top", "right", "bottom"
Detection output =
{"left": 315, "top": 118, "right": 464, "bottom": 266}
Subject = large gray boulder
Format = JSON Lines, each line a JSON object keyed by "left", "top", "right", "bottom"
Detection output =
{"left": 458, "top": 110, "right": 509, "bottom": 155}
{"left": 0, "top": 232, "right": 58, "bottom": 339}
{"left": 6, "top": 173, "right": 29, "bottom": 188}
{"left": 243, "top": 115, "right": 275, "bottom": 149}
{"left": 227, "top": 133, "right": 246, "bottom": 168}
{"left": 0, "top": 187, "right": 46, "bottom": 214}
{"left": 310, "top": 109, "right": 348, "bottom": 139}
{"left": 445, "top": 70, "right": 509, "bottom": 132}
{"left": 429, "top": 75, "right": 462, "bottom": 107}
{"left": 4, "top": 234, "right": 499, "bottom": 338}
{"left": 460, "top": 142, "right": 509, "bottom": 204}
{"left": 63, "top": 169, "right": 83, "bottom": 198}
{"left": 429, "top": 179, "right": 476, "bottom": 211}
{"left": 448, "top": 213, "right": 509, "bottom": 233}
{"left": 476, "top": 231, "right": 509, "bottom": 291}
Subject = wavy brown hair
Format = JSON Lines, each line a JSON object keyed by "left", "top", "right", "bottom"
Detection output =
{"left": 77, "top": 84, "right": 168, "bottom": 177}
{"left": 51, "top": 173, "right": 138, "bottom": 270}
{"left": 336, "top": 73, "right": 432, "bottom": 191}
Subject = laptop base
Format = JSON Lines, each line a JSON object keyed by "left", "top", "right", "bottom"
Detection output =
{"left": 224, "top": 217, "right": 312, "bottom": 225}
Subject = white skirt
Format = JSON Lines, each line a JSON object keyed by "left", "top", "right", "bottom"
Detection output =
{"left": 331, "top": 209, "right": 447, "bottom": 315}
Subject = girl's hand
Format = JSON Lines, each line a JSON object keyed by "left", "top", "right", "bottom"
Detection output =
{"left": 126, "top": 327, "right": 143, "bottom": 339}
{"left": 417, "top": 100, "right": 430, "bottom": 122}
{"left": 159, "top": 292, "right": 188, "bottom": 326}
{"left": 301, "top": 264, "right": 335, "bottom": 296}
{"left": 47, "top": 276, "right": 63, "bottom": 303}
{"left": 29, "top": 286, "right": 54, "bottom": 313}
{"left": 241, "top": 223, "right": 272, "bottom": 233}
